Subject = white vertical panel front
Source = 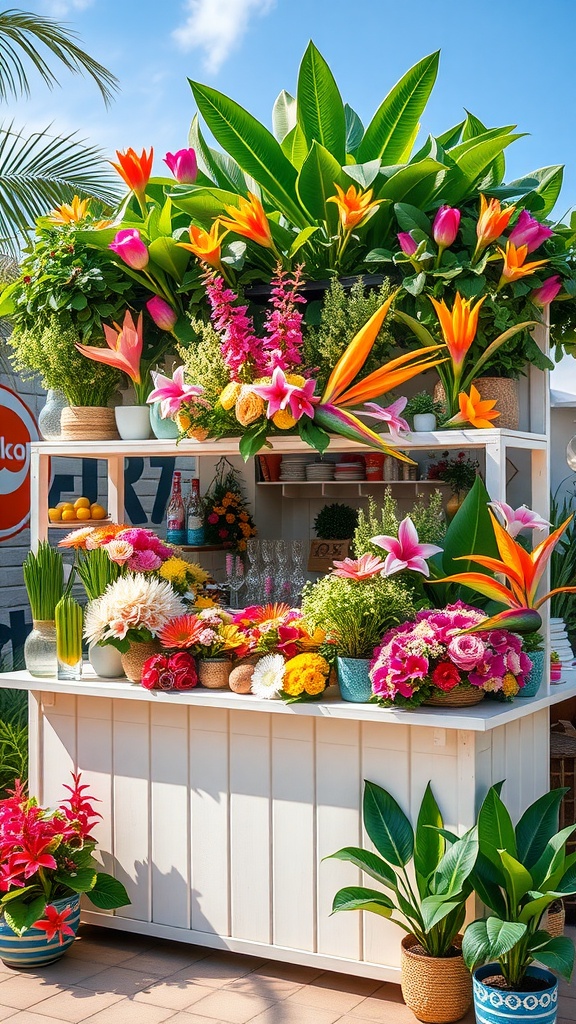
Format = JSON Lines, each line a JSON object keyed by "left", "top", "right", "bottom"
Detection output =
{"left": 189, "top": 706, "right": 230, "bottom": 937}
{"left": 150, "top": 703, "right": 189, "bottom": 928}
{"left": 112, "top": 700, "right": 150, "bottom": 922}
{"left": 229, "top": 709, "right": 271, "bottom": 943}
{"left": 41, "top": 693, "right": 77, "bottom": 806}
{"left": 76, "top": 697, "right": 113, "bottom": 866}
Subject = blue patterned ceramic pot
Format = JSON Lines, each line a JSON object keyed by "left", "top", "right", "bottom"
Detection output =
{"left": 0, "top": 894, "right": 81, "bottom": 968}
{"left": 473, "top": 963, "right": 558, "bottom": 1024}
{"left": 337, "top": 657, "right": 372, "bottom": 703}
{"left": 519, "top": 648, "right": 545, "bottom": 698}
{"left": 150, "top": 403, "right": 178, "bottom": 439}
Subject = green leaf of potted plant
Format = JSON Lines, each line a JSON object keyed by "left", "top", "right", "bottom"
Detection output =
{"left": 326, "top": 780, "right": 477, "bottom": 1023}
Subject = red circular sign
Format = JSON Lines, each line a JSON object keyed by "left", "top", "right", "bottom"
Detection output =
{"left": 0, "top": 385, "right": 39, "bottom": 542}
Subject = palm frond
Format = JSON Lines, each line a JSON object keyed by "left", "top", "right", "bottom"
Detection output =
{"left": 0, "top": 120, "right": 121, "bottom": 255}
{"left": 0, "top": 8, "right": 118, "bottom": 105}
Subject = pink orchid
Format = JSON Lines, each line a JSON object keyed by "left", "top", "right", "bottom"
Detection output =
{"left": 508, "top": 210, "right": 553, "bottom": 253}
{"left": 252, "top": 366, "right": 297, "bottom": 418}
{"left": 397, "top": 232, "right": 418, "bottom": 256}
{"left": 332, "top": 552, "right": 387, "bottom": 580}
{"left": 147, "top": 366, "right": 204, "bottom": 418}
{"left": 109, "top": 228, "right": 149, "bottom": 270}
{"left": 76, "top": 310, "right": 143, "bottom": 385}
{"left": 288, "top": 378, "right": 320, "bottom": 421}
{"left": 355, "top": 397, "right": 410, "bottom": 442}
{"left": 487, "top": 500, "right": 550, "bottom": 539}
{"left": 372, "top": 516, "right": 442, "bottom": 577}
{"left": 531, "top": 275, "right": 562, "bottom": 306}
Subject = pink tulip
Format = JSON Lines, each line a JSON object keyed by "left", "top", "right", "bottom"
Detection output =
{"left": 372, "top": 517, "right": 442, "bottom": 577}
{"left": 356, "top": 397, "right": 410, "bottom": 443}
{"left": 146, "top": 296, "right": 178, "bottom": 332}
{"left": 147, "top": 366, "right": 204, "bottom": 419}
{"left": 531, "top": 275, "right": 562, "bottom": 306}
{"left": 332, "top": 553, "right": 387, "bottom": 581}
{"left": 487, "top": 500, "right": 550, "bottom": 539}
{"left": 508, "top": 210, "right": 553, "bottom": 253}
{"left": 109, "top": 228, "right": 149, "bottom": 270}
{"left": 164, "top": 148, "right": 198, "bottom": 184}
{"left": 397, "top": 232, "right": 418, "bottom": 257}
{"left": 252, "top": 367, "right": 296, "bottom": 418}
{"left": 433, "top": 205, "right": 461, "bottom": 248}
{"left": 76, "top": 311, "right": 143, "bottom": 384}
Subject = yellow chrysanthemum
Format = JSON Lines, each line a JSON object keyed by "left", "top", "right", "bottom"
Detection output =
{"left": 195, "top": 595, "right": 217, "bottom": 609}
{"left": 283, "top": 653, "right": 330, "bottom": 697}
{"left": 235, "top": 387, "right": 265, "bottom": 426}
{"left": 272, "top": 408, "right": 297, "bottom": 430}
{"left": 186, "top": 562, "right": 210, "bottom": 585}
{"left": 503, "top": 672, "right": 520, "bottom": 698}
{"left": 286, "top": 373, "right": 306, "bottom": 387}
{"left": 159, "top": 557, "right": 189, "bottom": 585}
{"left": 220, "top": 381, "right": 242, "bottom": 410}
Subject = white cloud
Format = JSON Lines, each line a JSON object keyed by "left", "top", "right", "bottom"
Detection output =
{"left": 173, "top": 0, "right": 275, "bottom": 74}
{"left": 41, "top": 0, "right": 95, "bottom": 16}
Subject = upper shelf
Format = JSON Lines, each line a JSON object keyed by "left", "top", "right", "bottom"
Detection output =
{"left": 29, "top": 428, "right": 548, "bottom": 460}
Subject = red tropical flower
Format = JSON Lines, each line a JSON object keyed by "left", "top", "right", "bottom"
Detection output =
{"left": 12, "top": 835, "right": 57, "bottom": 878}
{"left": 33, "top": 904, "right": 76, "bottom": 944}
{"left": 432, "top": 662, "right": 461, "bottom": 692}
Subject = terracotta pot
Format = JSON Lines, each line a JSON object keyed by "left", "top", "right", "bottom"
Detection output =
{"left": 401, "top": 934, "right": 472, "bottom": 1023}
{"left": 121, "top": 640, "right": 162, "bottom": 683}
{"left": 61, "top": 406, "right": 119, "bottom": 441}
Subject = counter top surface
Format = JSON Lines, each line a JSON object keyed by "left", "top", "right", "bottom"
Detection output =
{"left": 2, "top": 667, "right": 575, "bottom": 732}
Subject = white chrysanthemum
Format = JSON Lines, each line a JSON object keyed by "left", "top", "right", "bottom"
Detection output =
{"left": 84, "top": 573, "right": 185, "bottom": 644}
{"left": 250, "top": 654, "right": 285, "bottom": 700}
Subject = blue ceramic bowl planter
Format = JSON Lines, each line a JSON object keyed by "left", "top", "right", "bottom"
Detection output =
{"left": 473, "top": 964, "right": 558, "bottom": 1024}
{"left": 0, "top": 894, "right": 81, "bottom": 969}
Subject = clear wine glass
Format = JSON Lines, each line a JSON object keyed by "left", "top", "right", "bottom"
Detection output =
{"left": 275, "top": 538, "right": 290, "bottom": 603}
{"left": 290, "top": 539, "right": 307, "bottom": 606}
{"left": 225, "top": 553, "right": 245, "bottom": 609}
{"left": 244, "top": 538, "right": 261, "bottom": 605}
{"left": 260, "top": 539, "right": 275, "bottom": 604}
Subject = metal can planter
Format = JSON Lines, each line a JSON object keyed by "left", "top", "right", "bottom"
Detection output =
{"left": 0, "top": 895, "right": 81, "bottom": 969}
{"left": 337, "top": 657, "right": 372, "bottom": 703}
{"left": 473, "top": 964, "right": 558, "bottom": 1024}
{"left": 519, "top": 648, "right": 545, "bottom": 698}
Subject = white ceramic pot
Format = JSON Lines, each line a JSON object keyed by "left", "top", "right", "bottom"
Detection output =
{"left": 114, "top": 406, "right": 152, "bottom": 441}
{"left": 413, "top": 412, "right": 437, "bottom": 432}
{"left": 89, "top": 643, "right": 125, "bottom": 679}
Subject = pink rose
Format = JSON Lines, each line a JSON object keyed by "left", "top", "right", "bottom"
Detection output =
{"left": 447, "top": 634, "right": 486, "bottom": 670}
{"left": 169, "top": 652, "right": 198, "bottom": 689}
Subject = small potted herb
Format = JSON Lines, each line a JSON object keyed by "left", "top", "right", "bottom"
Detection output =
{"left": 405, "top": 391, "right": 443, "bottom": 431}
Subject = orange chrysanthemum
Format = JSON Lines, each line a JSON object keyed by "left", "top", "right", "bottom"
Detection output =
{"left": 157, "top": 613, "right": 204, "bottom": 649}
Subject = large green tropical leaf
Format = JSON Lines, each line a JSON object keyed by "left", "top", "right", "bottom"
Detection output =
{"left": 462, "top": 111, "right": 506, "bottom": 190}
{"left": 344, "top": 103, "right": 364, "bottom": 154}
{"left": 332, "top": 886, "right": 395, "bottom": 917}
{"left": 189, "top": 115, "right": 248, "bottom": 195}
{"left": 437, "top": 121, "right": 465, "bottom": 149}
{"left": 281, "top": 123, "right": 308, "bottom": 171}
{"left": 420, "top": 895, "right": 466, "bottom": 932}
{"left": 462, "top": 918, "right": 526, "bottom": 970}
{"left": 499, "top": 850, "right": 534, "bottom": 909}
{"left": 515, "top": 789, "right": 566, "bottom": 868}
{"left": 516, "top": 166, "right": 564, "bottom": 217}
{"left": 470, "top": 852, "right": 507, "bottom": 917}
{"left": 414, "top": 783, "right": 444, "bottom": 893}
{"left": 169, "top": 185, "right": 241, "bottom": 226}
{"left": 376, "top": 158, "right": 448, "bottom": 209}
{"left": 530, "top": 824, "right": 576, "bottom": 891}
{"left": 440, "top": 476, "right": 500, "bottom": 581}
{"left": 526, "top": 933, "right": 575, "bottom": 981}
{"left": 297, "top": 42, "right": 346, "bottom": 164}
{"left": 148, "top": 237, "right": 190, "bottom": 282}
{"left": 189, "top": 80, "right": 305, "bottom": 225}
{"left": 438, "top": 130, "right": 523, "bottom": 206}
{"left": 363, "top": 780, "right": 414, "bottom": 868}
{"left": 432, "top": 828, "right": 478, "bottom": 898}
{"left": 327, "top": 846, "right": 398, "bottom": 890}
{"left": 478, "top": 786, "right": 517, "bottom": 870}
{"left": 296, "top": 141, "right": 348, "bottom": 230}
{"left": 357, "top": 51, "right": 439, "bottom": 164}
{"left": 272, "top": 89, "right": 297, "bottom": 143}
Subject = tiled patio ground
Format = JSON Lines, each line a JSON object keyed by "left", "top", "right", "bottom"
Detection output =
{"left": 0, "top": 924, "right": 574, "bottom": 1024}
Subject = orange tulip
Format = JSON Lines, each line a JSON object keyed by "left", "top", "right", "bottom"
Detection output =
{"left": 497, "top": 241, "right": 549, "bottom": 289}
{"left": 475, "top": 194, "right": 515, "bottom": 255}
{"left": 177, "top": 223, "right": 227, "bottom": 270}
{"left": 429, "top": 293, "right": 485, "bottom": 372}
{"left": 48, "top": 196, "right": 91, "bottom": 224}
{"left": 445, "top": 385, "right": 500, "bottom": 429}
{"left": 110, "top": 147, "right": 154, "bottom": 198}
{"left": 327, "top": 183, "right": 382, "bottom": 231}
{"left": 219, "top": 192, "right": 274, "bottom": 249}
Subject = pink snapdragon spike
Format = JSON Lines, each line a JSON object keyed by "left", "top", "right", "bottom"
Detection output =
{"left": 164, "top": 148, "right": 197, "bottom": 184}
{"left": 372, "top": 516, "right": 442, "bottom": 577}
{"left": 147, "top": 366, "right": 204, "bottom": 418}
{"left": 33, "top": 905, "right": 76, "bottom": 945}
{"left": 332, "top": 552, "right": 387, "bottom": 580}
{"left": 252, "top": 366, "right": 297, "bottom": 418}
{"left": 487, "top": 500, "right": 550, "bottom": 539}
{"left": 508, "top": 210, "right": 553, "bottom": 252}
{"left": 397, "top": 231, "right": 418, "bottom": 256}
{"left": 146, "top": 296, "right": 178, "bottom": 332}
{"left": 109, "top": 228, "right": 149, "bottom": 270}
{"left": 433, "top": 205, "right": 461, "bottom": 248}
{"left": 356, "top": 396, "right": 410, "bottom": 442}
{"left": 288, "top": 378, "right": 320, "bottom": 420}
{"left": 76, "top": 310, "right": 143, "bottom": 384}
{"left": 531, "top": 274, "right": 562, "bottom": 305}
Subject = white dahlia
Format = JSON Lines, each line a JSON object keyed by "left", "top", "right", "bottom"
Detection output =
{"left": 83, "top": 573, "right": 185, "bottom": 645}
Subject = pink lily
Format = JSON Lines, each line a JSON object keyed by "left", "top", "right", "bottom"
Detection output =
{"left": 76, "top": 311, "right": 143, "bottom": 385}
{"left": 252, "top": 366, "right": 297, "bottom": 418}
{"left": 146, "top": 296, "right": 178, "bottom": 332}
{"left": 397, "top": 232, "right": 418, "bottom": 256}
{"left": 109, "top": 228, "right": 149, "bottom": 270}
{"left": 508, "top": 210, "right": 553, "bottom": 253}
{"left": 332, "top": 553, "right": 387, "bottom": 581}
{"left": 147, "top": 366, "right": 204, "bottom": 418}
{"left": 487, "top": 500, "right": 550, "bottom": 539}
{"left": 164, "top": 148, "right": 197, "bottom": 184}
{"left": 531, "top": 275, "right": 562, "bottom": 306}
{"left": 372, "top": 517, "right": 442, "bottom": 577}
{"left": 288, "top": 378, "right": 320, "bottom": 421}
{"left": 433, "top": 205, "right": 461, "bottom": 248}
{"left": 355, "top": 397, "right": 410, "bottom": 442}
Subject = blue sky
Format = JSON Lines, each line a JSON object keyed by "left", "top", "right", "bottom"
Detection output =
{"left": 12, "top": 0, "right": 576, "bottom": 220}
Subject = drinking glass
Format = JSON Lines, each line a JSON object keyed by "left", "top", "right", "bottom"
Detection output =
{"left": 260, "top": 539, "right": 275, "bottom": 603}
{"left": 225, "top": 553, "right": 245, "bottom": 608}
{"left": 290, "top": 539, "right": 307, "bottom": 606}
{"left": 244, "top": 538, "right": 261, "bottom": 605}
{"left": 275, "top": 539, "right": 290, "bottom": 603}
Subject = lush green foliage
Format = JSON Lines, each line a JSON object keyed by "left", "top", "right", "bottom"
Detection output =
{"left": 405, "top": 391, "right": 443, "bottom": 418}
{"left": 550, "top": 487, "right": 576, "bottom": 623}
{"left": 328, "top": 780, "right": 478, "bottom": 957}
{"left": 353, "top": 491, "right": 445, "bottom": 559}
{"left": 313, "top": 503, "right": 358, "bottom": 540}
{"left": 463, "top": 784, "right": 576, "bottom": 986}
{"left": 22, "top": 542, "right": 63, "bottom": 621}
{"left": 0, "top": 691, "right": 27, "bottom": 798}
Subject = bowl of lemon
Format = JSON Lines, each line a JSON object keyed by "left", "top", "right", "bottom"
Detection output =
{"left": 48, "top": 497, "right": 109, "bottom": 526}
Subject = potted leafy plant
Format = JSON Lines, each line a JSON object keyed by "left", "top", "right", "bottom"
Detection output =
{"left": 405, "top": 391, "right": 443, "bottom": 431}
{"left": 427, "top": 450, "right": 479, "bottom": 517}
{"left": 327, "top": 779, "right": 477, "bottom": 1022}
{"left": 0, "top": 773, "right": 130, "bottom": 968}
{"left": 463, "top": 783, "right": 576, "bottom": 1024}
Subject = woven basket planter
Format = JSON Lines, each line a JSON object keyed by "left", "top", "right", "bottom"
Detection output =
{"left": 198, "top": 657, "right": 232, "bottom": 689}
{"left": 424, "top": 685, "right": 485, "bottom": 708}
{"left": 61, "top": 406, "right": 119, "bottom": 441}
{"left": 545, "top": 899, "right": 565, "bottom": 937}
{"left": 433, "top": 378, "right": 519, "bottom": 430}
{"left": 121, "top": 640, "right": 162, "bottom": 683}
{"left": 401, "top": 934, "right": 472, "bottom": 1023}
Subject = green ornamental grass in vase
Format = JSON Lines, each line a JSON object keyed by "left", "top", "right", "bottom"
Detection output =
{"left": 22, "top": 543, "right": 64, "bottom": 678}
{"left": 55, "top": 595, "right": 83, "bottom": 681}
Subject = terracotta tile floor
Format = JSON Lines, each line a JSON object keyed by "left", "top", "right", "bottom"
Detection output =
{"left": 0, "top": 924, "right": 574, "bottom": 1024}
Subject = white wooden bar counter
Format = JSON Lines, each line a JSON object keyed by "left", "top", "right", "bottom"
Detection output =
{"left": 1, "top": 668, "right": 574, "bottom": 982}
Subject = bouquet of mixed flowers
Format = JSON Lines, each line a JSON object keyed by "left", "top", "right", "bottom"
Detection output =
{"left": 158, "top": 608, "right": 249, "bottom": 659}
{"left": 0, "top": 774, "right": 129, "bottom": 940}
{"left": 202, "top": 460, "right": 256, "bottom": 552}
{"left": 249, "top": 651, "right": 331, "bottom": 702}
{"left": 370, "top": 603, "right": 532, "bottom": 707}
{"left": 231, "top": 602, "right": 325, "bottom": 657}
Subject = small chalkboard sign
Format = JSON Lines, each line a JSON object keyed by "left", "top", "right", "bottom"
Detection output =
{"left": 307, "top": 539, "right": 352, "bottom": 573}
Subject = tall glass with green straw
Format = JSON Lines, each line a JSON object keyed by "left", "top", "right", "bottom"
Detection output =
{"left": 55, "top": 595, "right": 83, "bottom": 680}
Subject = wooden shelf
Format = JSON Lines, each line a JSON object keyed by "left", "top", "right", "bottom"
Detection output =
{"left": 48, "top": 517, "right": 111, "bottom": 528}
{"left": 179, "top": 544, "right": 229, "bottom": 552}
{"left": 257, "top": 480, "right": 452, "bottom": 498}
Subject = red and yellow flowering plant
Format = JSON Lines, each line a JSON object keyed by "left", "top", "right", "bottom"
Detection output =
{"left": 0, "top": 775, "right": 129, "bottom": 938}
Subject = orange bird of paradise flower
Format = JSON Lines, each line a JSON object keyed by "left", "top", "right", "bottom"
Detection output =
{"left": 219, "top": 192, "right": 275, "bottom": 250}
{"left": 474, "top": 194, "right": 515, "bottom": 257}
{"left": 177, "top": 223, "right": 227, "bottom": 271}
{"left": 444, "top": 385, "right": 500, "bottom": 429}
{"left": 497, "top": 241, "right": 549, "bottom": 289}
{"left": 434, "top": 510, "right": 576, "bottom": 633}
{"left": 48, "top": 196, "right": 91, "bottom": 224}
{"left": 430, "top": 293, "right": 486, "bottom": 376}
{"left": 327, "top": 183, "right": 382, "bottom": 232}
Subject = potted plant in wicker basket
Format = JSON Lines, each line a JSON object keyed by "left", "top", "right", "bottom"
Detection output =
{"left": 327, "top": 779, "right": 477, "bottom": 1023}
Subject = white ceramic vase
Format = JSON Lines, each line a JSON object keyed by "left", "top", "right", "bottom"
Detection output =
{"left": 89, "top": 643, "right": 125, "bottom": 679}
{"left": 413, "top": 412, "right": 437, "bottom": 432}
{"left": 114, "top": 406, "right": 152, "bottom": 441}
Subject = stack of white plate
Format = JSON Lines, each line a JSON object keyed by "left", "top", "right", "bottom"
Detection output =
{"left": 280, "top": 455, "right": 313, "bottom": 481}
{"left": 334, "top": 461, "right": 366, "bottom": 482}
{"left": 306, "top": 461, "right": 335, "bottom": 481}
{"left": 550, "top": 617, "right": 576, "bottom": 667}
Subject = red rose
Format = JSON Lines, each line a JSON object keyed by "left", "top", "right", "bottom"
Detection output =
{"left": 141, "top": 653, "right": 168, "bottom": 689}
{"left": 432, "top": 661, "right": 461, "bottom": 692}
{"left": 169, "top": 651, "right": 198, "bottom": 690}
{"left": 207, "top": 513, "right": 219, "bottom": 525}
